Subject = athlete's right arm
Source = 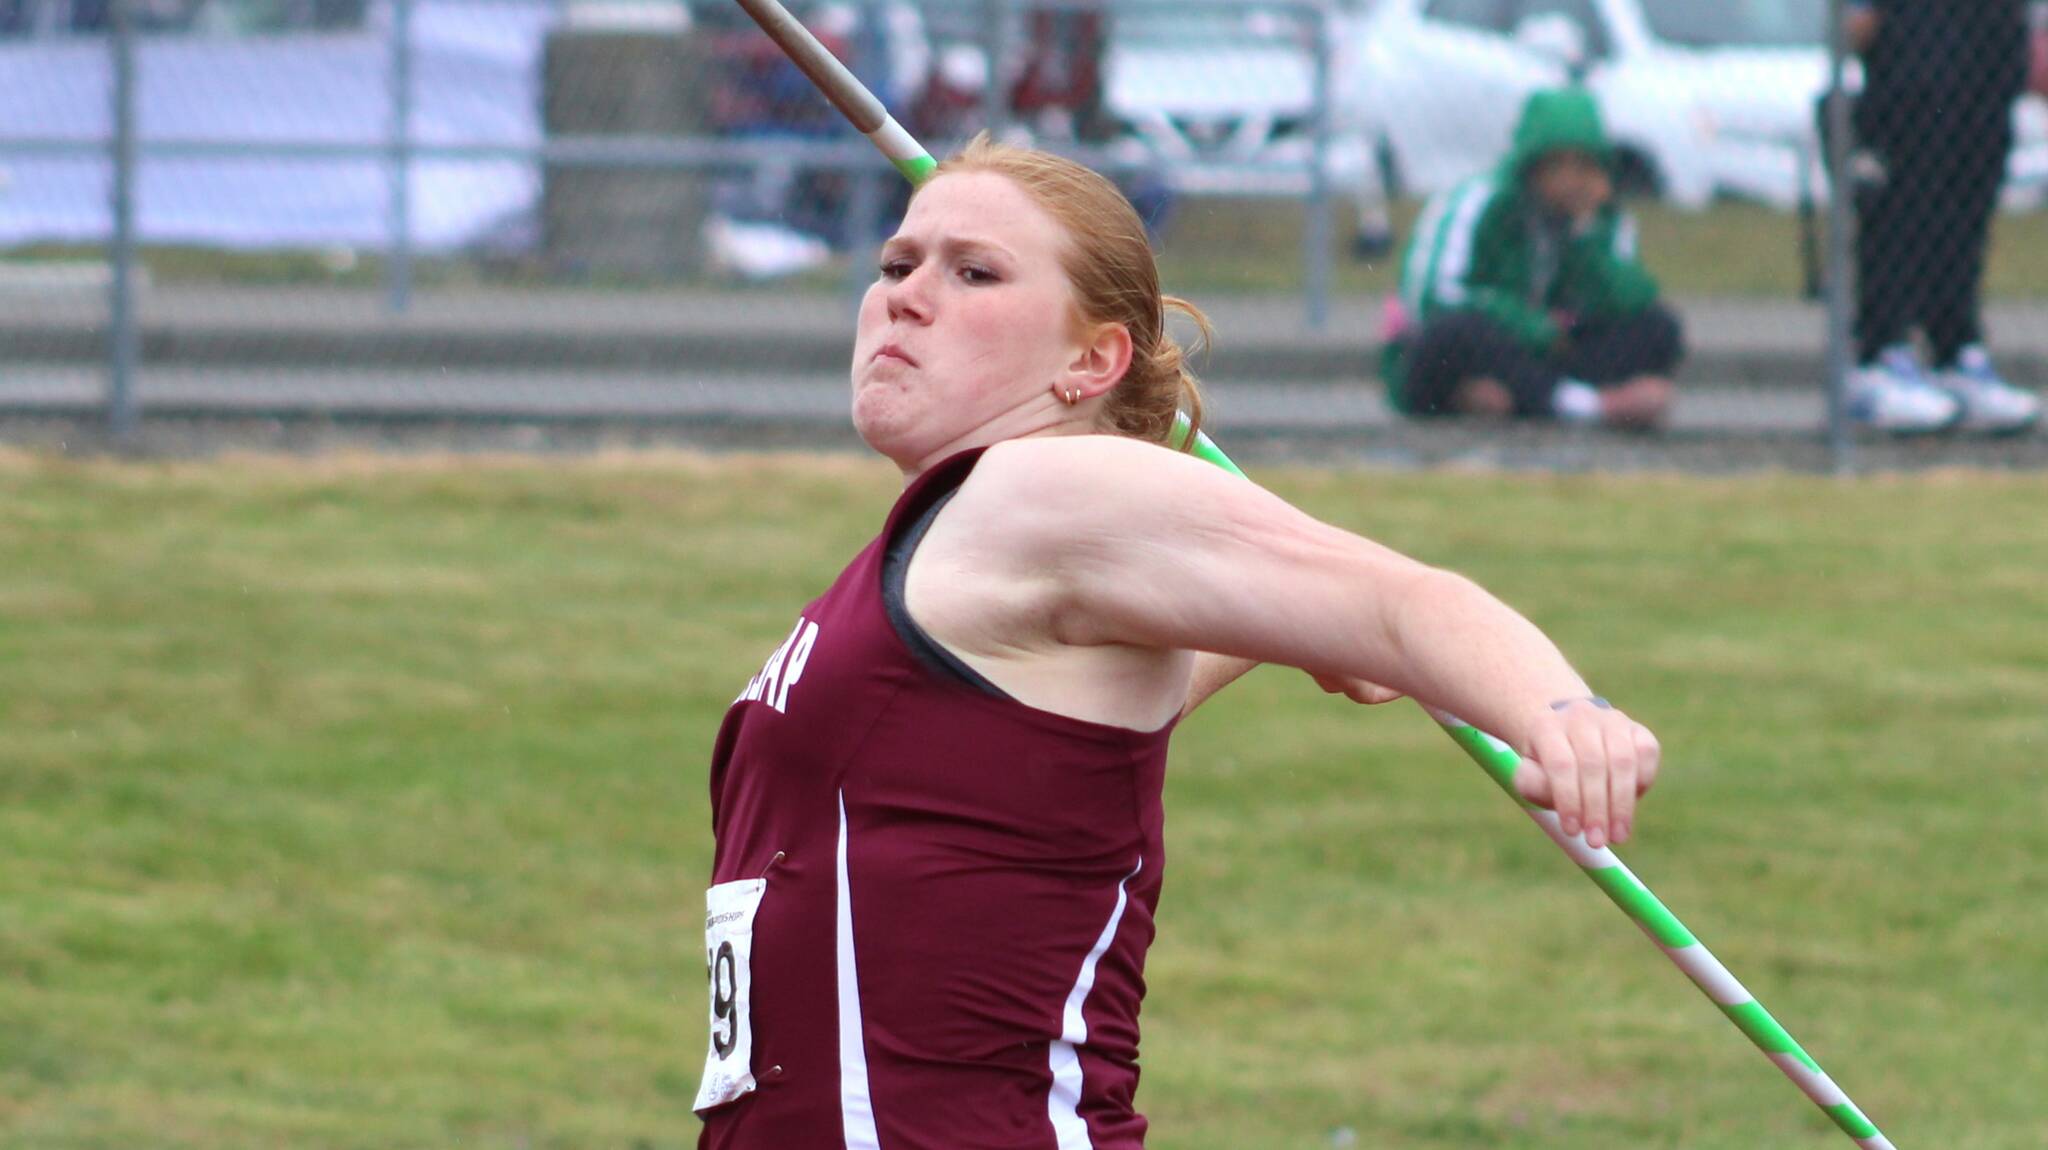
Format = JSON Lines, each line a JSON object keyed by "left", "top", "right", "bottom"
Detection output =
{"left": 958, "top": 435, "right": 1658, "bottom": 848}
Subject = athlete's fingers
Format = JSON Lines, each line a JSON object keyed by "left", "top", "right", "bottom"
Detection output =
{"left": 1633, "top": 723, "right": 1662, "bottom": 796}
{"left": 1605, "top": 718, "right": 1640, "bottom": 845}
{"left": 1309, "top": 672, "right": 1404, "bottom": 705}
{"left": 1513, "top": 753, "right": 1553, "bottom": 806}
{"left": 1567, "top": 713, "right": 1610, "bottom": 849}
{"left": 1529, "top": 725, "right": 1582, "bottom": 838}
{"left": 1344, "top": 680, "right": 1405, "bottom": 705}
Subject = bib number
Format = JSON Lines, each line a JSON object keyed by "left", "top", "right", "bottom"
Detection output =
{"left": 694, "top": 878, "right": 767, "bottom": 1113}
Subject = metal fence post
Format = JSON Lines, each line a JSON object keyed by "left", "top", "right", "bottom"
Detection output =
{"left": 386, "top": 0, "right": 416, "bottom": 314}
{"left": 981, "top": 0, "right": 1006, "bottom": 138}
{"left": 1302, "top": 0, "right": 1333, "bottom": 331}
{"left": 107, "top": 0, "right": 140, "bottom": 445}
{"left": 1823, "top": 0, "right": 1855, "bottom": 474}
{"left": 845, "top": 0, "right": 890, "bottom": 304}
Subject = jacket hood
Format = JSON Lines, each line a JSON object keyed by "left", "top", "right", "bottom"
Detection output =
{"left": 1506, "top": 87, "right": 1612, "bottom": 177}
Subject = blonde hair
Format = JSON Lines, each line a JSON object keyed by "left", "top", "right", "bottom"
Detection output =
{"left": 929, "top": 133, "right": 1209, "bottom": 450}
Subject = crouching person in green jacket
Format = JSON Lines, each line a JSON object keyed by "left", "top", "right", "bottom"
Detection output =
{"left": 1383, "top": 87, "right": 1682, "bottom": 429}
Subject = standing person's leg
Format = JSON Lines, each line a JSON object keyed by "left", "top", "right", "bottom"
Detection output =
{"left": 1852, "top": 95, "right": 1917, "bottom": 365}
{"left": 1845, "top": 91, "right": 1962, "bottom": 431}
{"left": 1400, "top": 311, "right": 1561, "bottom": 419}
{"left": 1351, "top": 146, "right": 1396, "bottom": 259}
{"left": 1923, "top": 107, "right": 2009, "bottom": 366}
{"left": 1926, "top": 107, "right": 2041, "bottom": 431}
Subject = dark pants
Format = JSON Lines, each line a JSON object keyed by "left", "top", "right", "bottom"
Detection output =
{"left": 1400, "top": 305, "right": 1684, "bottom": 419}
{"left": 1854, "top": 96, "right": 2013, "bottom": 366}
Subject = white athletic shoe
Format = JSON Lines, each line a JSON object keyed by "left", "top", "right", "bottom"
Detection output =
{"left": 1846, "top": 347, "right": 1961, "bottom": 434}
{"left": 1934, "top": 345, "right": 2042, "bottom": 435}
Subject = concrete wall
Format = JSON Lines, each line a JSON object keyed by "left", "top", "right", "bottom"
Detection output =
{"left": 541, "top": 30, "right": 711, "bottom": 277}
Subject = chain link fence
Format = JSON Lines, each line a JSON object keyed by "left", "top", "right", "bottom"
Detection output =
{"left": 0, "top": 0, "right": 2045, "bottom": 462}
{"left": 1830, "top": 0, "right": 2048, "bottom": 435}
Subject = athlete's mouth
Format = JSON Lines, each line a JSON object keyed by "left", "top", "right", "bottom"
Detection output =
{"left": 874, "top": 343, "right": 918, "bottom": 367}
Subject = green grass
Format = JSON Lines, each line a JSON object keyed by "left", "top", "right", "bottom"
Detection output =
{"left": 3, "top": 451, "right": 2046, "bottom": 1149}
{"left": 1156, "top": 196, "right": 2048, "bottom": 298}
{"left": 16, "top": 198, "right": 2048, "bottom": 298}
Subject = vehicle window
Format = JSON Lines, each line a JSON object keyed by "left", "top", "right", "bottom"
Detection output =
{"left": 1636, "top": 0, "right": 1828, "bottom": 48}
{"left": 1510, "top": 0, "right": 1609, "bottom": 58}
{"left": 1422, "top": 0, "right": 1512, "bottom": 34}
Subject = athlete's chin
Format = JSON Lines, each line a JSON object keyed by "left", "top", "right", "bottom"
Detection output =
{"left": 851, "top": 387, "right": 920, "bottom": 465}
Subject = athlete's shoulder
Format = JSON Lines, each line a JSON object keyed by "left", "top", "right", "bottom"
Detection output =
{"left": 947, "top": 434, "right": 1263, "bottom": 586}
{"left": 967, "top": 434, "right": 1225, "bottom": 518}
{"left": 978, "top": 431, "right": 1177, "bottom": 472}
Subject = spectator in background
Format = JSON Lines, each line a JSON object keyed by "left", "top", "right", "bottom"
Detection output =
{"left": 1844, "top": 0, "right": 2042, "bottom": 434}
{"left": 1008, "top": 4, "right": 1111, "bottom": 143}
{"left": 2033, "top": 2, "right": 2048, "bottom": 100}
{"left": 1001, "top": 2, "right": 1174, "bottom": 236}
{"left": 707, "top": 2, "right": 931, "bottom": 268}
{"left": 1381, "top": 87, "right": 1680, "bottom": 430}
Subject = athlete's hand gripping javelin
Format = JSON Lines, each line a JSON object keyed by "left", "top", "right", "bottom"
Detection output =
{"left": 1191, "top": 660, "right": 1659, "bottom": 847}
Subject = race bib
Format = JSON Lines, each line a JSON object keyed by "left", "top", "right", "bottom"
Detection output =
{"left": 693, "top": 877, "right": 768, "bottom": 1113}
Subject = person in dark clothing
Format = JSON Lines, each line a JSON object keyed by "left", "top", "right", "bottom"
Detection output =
{"left": 1382, "top": 88, "right": 1681, "bottom": 430}
{"left": 1844, "top": 0, "right": 2042, "bottom": 433}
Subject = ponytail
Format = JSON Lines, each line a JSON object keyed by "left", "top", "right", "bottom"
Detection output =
{"left": 1102, "top": 295, "right": 1210, "bottom": 451}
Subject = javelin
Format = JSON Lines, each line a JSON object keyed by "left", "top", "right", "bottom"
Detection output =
{"left": 730, "top": 1, "right": 1896, "bottom": 1144}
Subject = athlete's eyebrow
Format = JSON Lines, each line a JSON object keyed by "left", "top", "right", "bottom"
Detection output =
{"left": 879, "top": 233, "right": 1019, "bottom": 266}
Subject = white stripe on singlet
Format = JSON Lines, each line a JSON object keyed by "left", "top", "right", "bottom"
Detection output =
{"left": 837, "top": 792, "right": 883, "bottom": 1150}
{"left": 1047, "top": 857, "right": 1144, "bottom": 1150}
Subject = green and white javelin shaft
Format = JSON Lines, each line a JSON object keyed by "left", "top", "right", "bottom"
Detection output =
{"left": 1433, "top": 713, "right": 1895, "bottom": 1149}
{"left": 733, "top": 0, "right": 937, "bottom": 184}
{"left": 735, "top": 2, "right": 1891, "bottom": 1143}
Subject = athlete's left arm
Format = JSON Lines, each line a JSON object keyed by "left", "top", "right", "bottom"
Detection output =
{"left": 968, "top": 434, "right": 1585, "bottom": 738}
{"left": 962, "top": 435, "right": 1658, "bottom": 849}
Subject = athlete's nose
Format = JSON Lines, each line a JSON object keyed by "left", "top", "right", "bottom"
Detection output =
{"left": 885, "top": 264, "right": 934, "bottom": 325}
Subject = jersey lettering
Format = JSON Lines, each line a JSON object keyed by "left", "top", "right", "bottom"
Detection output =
{"left": 775, "top": 621, "right": 819, "bottom": 713}
{"left": 735, "top": 616, "right": 822, "bottom": 716}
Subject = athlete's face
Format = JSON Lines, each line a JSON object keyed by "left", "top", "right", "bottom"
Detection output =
{"left": 851, "top": 172, "right": 1087, "bottom": 474}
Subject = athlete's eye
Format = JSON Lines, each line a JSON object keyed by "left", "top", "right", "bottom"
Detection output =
{"left": 959, "top": 264, "right": 998, "bottom": 285}
{"left": 879, "top": 258, "right": 913, "bottom": 281}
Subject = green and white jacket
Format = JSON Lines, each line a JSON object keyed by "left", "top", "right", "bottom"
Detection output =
{"left": 1384, "top": 87, "right": 1660, "bottom": 410}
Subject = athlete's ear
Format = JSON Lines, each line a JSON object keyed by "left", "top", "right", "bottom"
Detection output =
{"left": 1059, "top": 321, "right": 1133, "bottom": 403}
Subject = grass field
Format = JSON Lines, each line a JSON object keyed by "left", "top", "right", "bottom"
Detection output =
{"left": 1154, "top": 197, "right": 2048, "bottom": 298}
{"left": 4, "top": 450, "right": 2046, "bottom": 1149}
{"left": 17, "top": 197, "right": 2048, "bottom": 299}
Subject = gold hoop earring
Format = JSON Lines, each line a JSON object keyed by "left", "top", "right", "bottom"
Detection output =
{"left": 1064, "top": 387, "right": 1081, "bottom": 406}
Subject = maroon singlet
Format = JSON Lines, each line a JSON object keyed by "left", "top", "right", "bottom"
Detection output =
{"left": 700, "top": 448, "right": 1175, "bottom": 1150}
